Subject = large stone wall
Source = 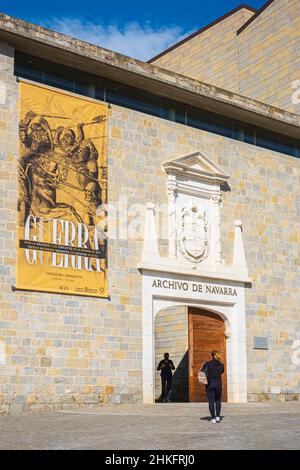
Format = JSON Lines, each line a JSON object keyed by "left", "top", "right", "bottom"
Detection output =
{"left": 0, "top": 45, "right": 144, "bottom": 414}
{"left": 237, "top": 0, "right": 300, "bottom": 114}
{"left": 152, "top": 7, "right": 254, "bottom": 92}
{"left": 219, "top": 135, "right": 300, "bottom": 401}
{"left": 153, "top": 0, "right": 300, "bottom": 115}
{"left": 0, "top": 42, "right": 300, "bottom": 413}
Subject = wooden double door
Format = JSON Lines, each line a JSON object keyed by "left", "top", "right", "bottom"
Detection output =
{"left": 188, "top": 308, "right": 227, "bottom": 402}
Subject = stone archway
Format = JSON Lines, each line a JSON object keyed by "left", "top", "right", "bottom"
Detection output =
{"left": 154, "top": 305, "right": 229, "bottom": 403}
{"left": 142, "top": 284, "right": 247, "bottom": 404}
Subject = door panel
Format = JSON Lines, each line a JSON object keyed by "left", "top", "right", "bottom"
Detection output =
{"left": 188, "top": 308, "right": 227, "bottom": 403}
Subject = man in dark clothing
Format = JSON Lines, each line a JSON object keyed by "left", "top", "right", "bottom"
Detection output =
{"left": 157, "top": 353, "right": 175, "bottom": 402}
{"left": 201, "top": 351, "right": 224, "bottom": 423}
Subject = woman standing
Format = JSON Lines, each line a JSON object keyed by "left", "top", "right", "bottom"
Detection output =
{"left": 201, "top": 351, "right": 224, "bottom": 424}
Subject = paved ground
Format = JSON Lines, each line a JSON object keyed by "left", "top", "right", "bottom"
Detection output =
{"left": 0, "top": 402, "right": 300, "bottom": 450}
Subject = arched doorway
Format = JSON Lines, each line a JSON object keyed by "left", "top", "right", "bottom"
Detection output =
{"left": 188, "top": 308, "right": 227, "bottom": 402}
{"left": 154, "top": 306, "right": 227, "bottom": 403}
{"left": 155, "top": 306, "right": 189, "bottom": 402}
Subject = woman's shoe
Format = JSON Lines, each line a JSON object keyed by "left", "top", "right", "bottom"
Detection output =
{"left": 216, "top": 417, "right": 221, "bottom": 423}
{"left": 210, "top": 419, "right": 216, "bottom": 424}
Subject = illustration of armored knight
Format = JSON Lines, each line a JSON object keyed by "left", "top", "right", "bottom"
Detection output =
{"left": 18, "top": 111, "right": 83, "bottom": 225}
{"left": 54, "top": 117, "right": 103, "bottom": 205}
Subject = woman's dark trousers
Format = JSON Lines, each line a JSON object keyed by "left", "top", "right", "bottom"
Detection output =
{"left": 206, "top": 380, "right": 222, "bottom": 419}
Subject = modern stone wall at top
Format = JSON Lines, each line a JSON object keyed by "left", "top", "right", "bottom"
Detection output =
{"left": 152, "top": 7, "right": 253, "bottom": 92}
{"left": 153, "top": 0, "right": 300, "bottom": 115}
{"left": 237, "top": 0, "right": 300, "bottom": 114}
{"left": 0, "top": 41, "right": 300, "bottom": 413}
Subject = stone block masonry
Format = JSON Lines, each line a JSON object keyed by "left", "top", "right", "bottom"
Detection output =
{"left": 153, "top": 0, "right": 300, "bottom": 114}
{"left": 152, "top": 7, "right": 254, "bottom": 93}
{"left": 0, "top": 39, "right": 300, "bottom": 413}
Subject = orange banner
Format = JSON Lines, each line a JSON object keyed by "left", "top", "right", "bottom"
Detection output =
{"left": 17, "top": 82, "right": 108, "bottom": 298}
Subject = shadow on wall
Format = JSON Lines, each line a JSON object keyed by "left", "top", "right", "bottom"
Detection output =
{"left": 156, "top": 351, "right": 189, "bottom": 403}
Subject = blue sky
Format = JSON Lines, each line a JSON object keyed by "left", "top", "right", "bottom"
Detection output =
{"left": 0, "top": 0, "right": 267, "bottom": 60}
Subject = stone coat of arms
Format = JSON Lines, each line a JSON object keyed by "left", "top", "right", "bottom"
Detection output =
{"left": 179, "top": 204, "right": 209, "bottom": 263}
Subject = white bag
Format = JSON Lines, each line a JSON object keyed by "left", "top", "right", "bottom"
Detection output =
{"left": 198, "top": 363, "right": 208, "bottom": 385}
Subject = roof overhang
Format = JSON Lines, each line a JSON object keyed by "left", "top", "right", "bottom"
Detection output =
{"left": 0, "top": 13, "right": 300, "bottom": 140}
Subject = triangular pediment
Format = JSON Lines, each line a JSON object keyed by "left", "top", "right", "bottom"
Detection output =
{"left": 162, "top": 151, "right": 230, "bottom": 183}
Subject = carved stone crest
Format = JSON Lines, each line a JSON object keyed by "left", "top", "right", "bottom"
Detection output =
{"left": 179, "top": 203, "right": 208, "bottom": 263}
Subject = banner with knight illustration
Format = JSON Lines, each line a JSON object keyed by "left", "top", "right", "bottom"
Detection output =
{"left": 17, "top": 81, "right": 108, "bottom": 298}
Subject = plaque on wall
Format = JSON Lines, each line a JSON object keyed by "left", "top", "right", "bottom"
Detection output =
{"left": 253, "top": 337, "right": 269, "bottom": 350}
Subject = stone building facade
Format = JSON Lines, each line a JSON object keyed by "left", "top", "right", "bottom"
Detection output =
{"left": 0, "top": 0, "right": 300, "bottom": 414}
{"left": 149, "top": 5, "right": 256, "bottom": 91}
{"left": 151, "top": 0, "right": 300, "bottom": 114}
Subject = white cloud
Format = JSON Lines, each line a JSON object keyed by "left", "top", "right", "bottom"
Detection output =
{"left": 42, "top": 18, "right": 191, "bottom": 61}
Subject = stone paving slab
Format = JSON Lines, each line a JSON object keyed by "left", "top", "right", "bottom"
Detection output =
{"left": 0, "top": 403, "right": 300, "bottom": 450}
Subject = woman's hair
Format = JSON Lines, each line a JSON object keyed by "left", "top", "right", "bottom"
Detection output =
{"left": 211, "top": 351, "right": 221, "bottom": 362}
